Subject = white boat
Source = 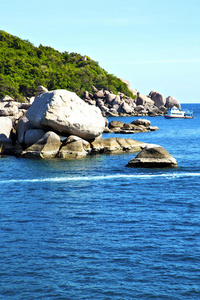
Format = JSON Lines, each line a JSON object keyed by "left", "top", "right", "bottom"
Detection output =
{"left": 164, "top": 107, "right": 194, "bottom": 119}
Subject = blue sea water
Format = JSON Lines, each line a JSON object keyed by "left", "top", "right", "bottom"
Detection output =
{"left": 0, "top": 104, "right": 200, "bottom": 300}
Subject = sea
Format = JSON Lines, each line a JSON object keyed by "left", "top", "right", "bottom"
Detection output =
{"left": 0, "top": 103, "right": 200, "bottom": 300}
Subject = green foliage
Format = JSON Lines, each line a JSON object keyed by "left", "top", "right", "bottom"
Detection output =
{"left": 0, "top": 30, "right": 134, "bottom": 100}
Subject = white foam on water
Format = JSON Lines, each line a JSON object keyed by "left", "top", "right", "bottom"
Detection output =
{"left": 0, "top": 172, "right": 200, "bottom": 184}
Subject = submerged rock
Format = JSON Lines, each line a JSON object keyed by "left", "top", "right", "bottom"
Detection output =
{"left": 126, "top": 144, "right": 177, "bottom": 168}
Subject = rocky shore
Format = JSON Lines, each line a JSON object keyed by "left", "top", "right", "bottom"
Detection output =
{"left": 83, "top": 81, "right": 181, "bottom": 117}
{"left": 0, "top": 86, "right": 177, "bottom": 166}
{"left": 0, "top": 88, "right": 149, "bottom": 159}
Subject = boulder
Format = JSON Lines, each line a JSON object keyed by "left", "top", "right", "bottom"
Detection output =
{"left": 0, "top": 117, "right": 16, "bottom": 155}
{"left": 126, "top": 144, "right": 177, "bottom": 168}
{"left": 166, "top": 96, "right": 181, "bottom": 109}
{"left": 108, "top": 120, "right": 124, "bottom": 129}
{"left": 149, "top": 91, "right": 166, "bottom": 107}
{"left": 22, "top": 131, "right": 61, "bottom": 159}
{"left": 24, "top": 129, "right": 46, "bottom": 148}
{"left": 16, "top": 116, "right": 35, "bottom": 144}
{"left": 136, "top": 93, "right": 154, "bottom": 106}
{"left": 105, "top": 91, "right": 117, "bottom": 104}
{"left": 26, "top": 89, "right": 105, "bottom": 141}
{"left": 93, "top": 89, "right": 104, "bottom": 99}
{"left": 131, "top": 119, "right": 151, "bottom": 127}
{"left": 58, "top": 135, "right": 90, "bottom": 159}
{"left": 111, "top": 95, "right": 121, "bottom": 105}
{"left": 0, "top": 117, "right": 13, "bottom": 138}
{"left": 90, "top": 134, "right": 104, "bottom": 153}
{"left": 119, "top": 101, "right": 133, "bottom": 114}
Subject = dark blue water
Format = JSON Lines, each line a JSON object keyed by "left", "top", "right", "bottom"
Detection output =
{"left": 0, "top": 104, "right": 200, "bottom": 300}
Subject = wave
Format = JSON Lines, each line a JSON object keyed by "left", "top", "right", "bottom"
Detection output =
{"left": 0, "top": 172, "right": 200, "bottom": 184}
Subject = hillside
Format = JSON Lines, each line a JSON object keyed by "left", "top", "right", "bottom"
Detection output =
{"left": 0, "top": 30, "right": 134, "bottom": 101}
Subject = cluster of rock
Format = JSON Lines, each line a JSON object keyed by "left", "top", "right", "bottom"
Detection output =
{"left": 104, "top": 119, "right": 158, "bottom": 134}
{"left": 0, "top": 89, "right": 147, "bottom": 159}
{"left": 0, "top": 87, "right": 178, "bottom": 167}
{"left": 83, "top": 83, "right": 181, "bottom": 117}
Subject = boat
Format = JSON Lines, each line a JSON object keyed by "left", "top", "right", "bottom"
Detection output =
{"left": 164, "top": 107, "right": 194, "bottom": 119}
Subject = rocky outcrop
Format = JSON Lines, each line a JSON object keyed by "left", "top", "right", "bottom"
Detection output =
{"left": 0, "top": 86, "right": 177, "bottom": 161}
{"left": 149, "top": 91, "right": 166, "bottom": 107}
{"left": 26, "top": 89, "right": 105, "bottom": 141}
{"left": 83, "top": 86, "right": 178, "bottom": 117}
{"left": 166, "top": 96, "right": 181, "bottom": 109}
{"left": 106, "top": 119, "right": 158, "bottom": 134}
{"left": 126, "top": 144, "right": 177, "bottom": 168}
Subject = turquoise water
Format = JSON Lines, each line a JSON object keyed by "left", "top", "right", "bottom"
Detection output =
{"left": 0, "top": 104, "right": 200, "bottom": 299}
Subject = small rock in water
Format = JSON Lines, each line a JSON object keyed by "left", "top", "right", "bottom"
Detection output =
{"left": 126, "top": 144, "right": 177, "bottom": 168}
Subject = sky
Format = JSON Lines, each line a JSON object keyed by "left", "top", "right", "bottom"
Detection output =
{"left": 1, "top": 0, "right": 200, "bottom": 103}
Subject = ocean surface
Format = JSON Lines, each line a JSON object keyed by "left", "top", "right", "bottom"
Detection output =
{"left": 0, "top": 103, "right": 200, "bottom": 300}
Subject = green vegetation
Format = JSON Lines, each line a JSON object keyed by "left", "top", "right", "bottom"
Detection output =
{"left": 0, "top": 30, "right": 135, "bottom": 101}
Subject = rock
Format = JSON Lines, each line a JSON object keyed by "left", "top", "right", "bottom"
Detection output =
{"left": 119, "top": 101, "right": 133, "bottom": 114}
{"left": 119, "top": 79, "right": 137, "bottom": 95}
{"left": 34, "top": 85, "right": 48, "bottom": 99}
{"left": 104, "top": 118, "right": 109, "bottom": 127}
{"left": 22, "top": 131, "right": 61, "bottom": 159}
{"left": 16, "top": 116, "right": 35, "bottom": 144}
{"left": 18, "top": 102, "right": 32, "bottom": 110}
{"left": 0, "top": 95, "right": 14, "bottom": 102}
{"left": 166, "top": 96, "right": 181, "bottom": 109}
{"left": 93, "top": 89, "right": 104, "bottom": 99}
{"left": 149, "top": 91, "right": 166, "bottom": 107}
{"left": 108, "top": 120, "right": 124, "bottom": 129}
{"left": 123, "top": 123, "right": 134, "bottom": 130}
{"left": 149, "top": 126, "right": 159, "bottom": 131}
{"left": 111, "top": 95, "right": 121, "bottom": 105}
{"left": 0, "top": 117, "right": 16, "bottom": 155}
{"left": 0, "top": 108, "right": 14, "bottom": 116}
{"left": 0, "top": 117, "right": 13, "bottom": 138}
{"left": 24, "top": 129, "right": 46, "bottom": 148}
{"left": 131, "top": 119, "right": 151, "bottom": 127}
{"left": 147, "top": 106, "right": 163, "bottom": 116}
{"left": 104, "top": 91, "right": 116, "bottom": 104}
{"left": 134, "top": 105, "right": 145, "bottom": 112}
{"left": 103, "top": 138, "right": 123, "bottom": 153}
{"left": 103, "top": 127, "right": 113, "bottom": 133}
{"left": 90, "top": 134, "right": 104, "bottom": 153}
{"left": 58, "top": 135, "right": 90, "bottom": 159}
{"left": 103, "top": 138, "right": 146, "bottom": 153}
{"left": 136, "top": 93, "right": 154, "bottom": 106}
{"left": 126, "top": 144, "right": 177, "bottom": 168}
{"left": 26, "top": 89, "right": 105, "bottom": 141}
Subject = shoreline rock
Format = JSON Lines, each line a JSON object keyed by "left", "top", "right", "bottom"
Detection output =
{"left": 0, "top": 88, "right": 176, "bottom": 162}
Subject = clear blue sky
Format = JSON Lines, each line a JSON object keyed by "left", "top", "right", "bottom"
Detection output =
{"left": 2, "top": 0, "right": 200, "bottom": 103}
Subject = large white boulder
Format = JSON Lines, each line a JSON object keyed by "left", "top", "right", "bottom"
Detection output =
{"left": 26, "top": 89, "right": 105, "bottom": 140}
